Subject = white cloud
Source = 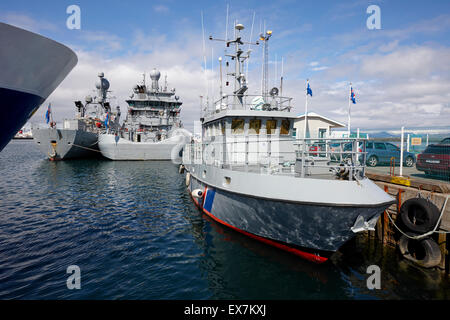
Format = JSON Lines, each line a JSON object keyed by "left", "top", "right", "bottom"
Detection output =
{"left": 360, "top": 46, "right": 450, "bottom": 78}
{"left": 78, "top": 31, "right": 123, "bottom": 52}
{"left": 26, "top": 11, "right": 450, "bottom": 133}
{"left": 153, "top": 5, "right": 169, "bottom": 13}
{"left": 0, "top": 12, "right": 57, "bottom": 33}
{"left": 29, "top": 34, "right": 212, "bottom": 132}
{"left": 312, "top": 66, "right": 328, "bottom": 71}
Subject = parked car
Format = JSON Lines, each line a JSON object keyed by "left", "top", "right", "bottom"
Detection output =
{"left": 416, "top": 143, "right": 450, "bottom": 177}
{"left": 363, "top": 141, "right": 416, "bottom": 167}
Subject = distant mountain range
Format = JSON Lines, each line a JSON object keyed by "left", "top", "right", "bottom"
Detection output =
{"left": 334, "top": 126, "right": 450, "bottom": 140}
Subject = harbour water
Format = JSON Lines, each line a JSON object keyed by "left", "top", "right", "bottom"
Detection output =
{"left": 0, "top": 140, "right": 449, "bottom": 300}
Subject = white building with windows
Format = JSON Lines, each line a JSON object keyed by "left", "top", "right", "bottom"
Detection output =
{"left": 293, "top": 112, "right": 346, "bottom": 139}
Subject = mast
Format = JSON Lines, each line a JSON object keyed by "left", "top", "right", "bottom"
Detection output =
{"left": 209, "top": 23, "right": 259, "bottom": 110}
{"left": 259, "top": 29, "right": 272, "bottom": 100}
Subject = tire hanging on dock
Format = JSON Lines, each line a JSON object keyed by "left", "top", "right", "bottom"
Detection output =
{"left": 398, "top": 235, "right": 442, "bottom": 268}
{"left": 398, "top": 198, "right": 440, "bottom": 234}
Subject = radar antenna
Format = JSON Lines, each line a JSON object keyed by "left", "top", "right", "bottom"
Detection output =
{"left": 209, "top": 23, "right": 259, "bottom": 108}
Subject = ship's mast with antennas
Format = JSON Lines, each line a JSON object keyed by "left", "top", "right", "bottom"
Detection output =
{"left": 209, "top": 23, "right": 259, "bottom": 109}
{"left": 259, "top": 30, "right": 272, "bottom": 100}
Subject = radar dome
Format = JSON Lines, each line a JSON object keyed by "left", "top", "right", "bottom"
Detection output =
{"left": 150, "top": 68, "right": 161, "bottom": 81}
{"left": 96, "top": 77, "right": 110, "bottom": 91}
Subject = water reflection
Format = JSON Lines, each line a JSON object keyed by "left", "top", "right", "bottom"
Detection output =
{"left": 1, "top": 141, "right": 448, "bottom": 299}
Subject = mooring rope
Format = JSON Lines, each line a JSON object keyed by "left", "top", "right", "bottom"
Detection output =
{"left": 71, "top": 143, "right": 103, "bottom": 153}
{"left": 385, "top": 195, "right": 449, "bottom": 240}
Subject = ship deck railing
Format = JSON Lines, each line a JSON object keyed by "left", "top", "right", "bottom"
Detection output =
{"left": 202, "top": 94, "right": 293, "bottom": 117}
{"left": 184, "top": 137, "right": 368, "bottom": 181}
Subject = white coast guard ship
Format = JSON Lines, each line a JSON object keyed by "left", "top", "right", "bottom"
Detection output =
{"left": 98, "top": 69, "right": 191, "bottom": 160}
{"left": 180, "top": 24, "right": 395, "bottom": 263}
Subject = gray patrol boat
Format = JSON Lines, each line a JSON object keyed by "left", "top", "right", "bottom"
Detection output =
{"left": 181, "top": 24, "right": 395, "bottom": 263}
{"left": 32, "top": 72, "right": 120, "bottom": 160}
{"left": 98, "top": 69, "right": 191, "bottom": 161}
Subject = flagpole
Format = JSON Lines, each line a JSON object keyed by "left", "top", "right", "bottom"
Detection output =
{"left": 348, "top": 83, "right": 351, "bottom": 137}
{"left": 50, "top": 103, "right": 54, "bottom": 127}
{"left": 304, "top": 79, "right": 308, "bottom": 139}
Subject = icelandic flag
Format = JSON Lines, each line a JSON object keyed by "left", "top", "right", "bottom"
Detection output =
{"left": 45, "top": 104, "right": 51, "bottom": 124}
{"left": 351, "top": 87, "right": 356, "bottom": 104}
{"left": 104, "top": 112, "right": 109, "bottom": 129}
{"left": 307, "top": 82, "right": 313, "bottom": 96}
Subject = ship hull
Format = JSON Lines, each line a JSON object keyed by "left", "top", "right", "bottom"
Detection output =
{"left": 32, "top": 128, "right": 99, "bottom": 160}
{"left": 98, "top": 133, "right": 188, "bottom": 161}
{"left": 0, "top": 23, "right": 77, "bottom": 152}
{"left": 185, "top": 167, "right": 394, "bottom": 263}
{"left": 1, "top": 88, "right": 44, "bottom": 151}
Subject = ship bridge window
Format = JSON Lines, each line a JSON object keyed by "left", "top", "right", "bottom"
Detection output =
{"left": 221, "top": 121, "right": 225, "bottom": 135}
{"left": 280, "top": 120, "right": 290, "bottom": 135}
{"left": 214, "top": 122, "right": 220, "bottom": 135}
{"left": 249, "top": 119, "right": 261, "bottom": 134}
{"left": 266, "top": 120, "right": 277, "bottom": 135}
{"left": 231, "top": 118, "right": 244, "bottom": 135}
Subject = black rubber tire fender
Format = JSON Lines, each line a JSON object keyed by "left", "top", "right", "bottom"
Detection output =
{"left": 399, "top": 235, "right": 442, "bottom": 268}
{"left": 398, "top": 198, "right": 440, "bottom": 234}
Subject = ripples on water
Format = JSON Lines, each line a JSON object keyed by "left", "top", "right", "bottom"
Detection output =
{"left": 0, "top": 140, "right": 449, "bottom": 299}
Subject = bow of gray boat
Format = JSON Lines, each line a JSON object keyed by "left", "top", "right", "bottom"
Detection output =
{"left": 181, "top": 23, "right": 395, "bottom": 263}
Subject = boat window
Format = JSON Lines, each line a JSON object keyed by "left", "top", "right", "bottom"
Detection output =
{"left": 280, "top": 120, "right": 290, "bottom": 135}
{"left": 214, "top": 122, "right": 220, "bottom": 135}
{"left": 249, "top": 119, "right": 261, "bottom": 134}
{"left": 208, "top": 125, "right": 212, "bottom": 137}
{"left": 221, "top": 121, "right": 225, "bottom": 135}
{"left": 266, "top": 120, "right": 277, "bottom": 135}
{"left": 231, "top": 119, "right": 245, "bottom": 134}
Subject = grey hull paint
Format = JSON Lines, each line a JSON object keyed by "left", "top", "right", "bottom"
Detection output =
{"left": 0, "top": 22, "right": 77, "bottom": 152}
{"left": 32, "top": 128, "right": 99, "bottom": 160}
{"left": 188, "top": 172, "right": 391, "bottom": 255}
{"left": 98, "top": 132, "right": 188, "bottom": 161}
{"left": 0, "top": 23, "right": 77, "bottom": 99}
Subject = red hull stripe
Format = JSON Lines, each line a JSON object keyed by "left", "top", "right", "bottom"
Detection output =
{"left": 190, "top": 191, "right": 328, "bottom": 264}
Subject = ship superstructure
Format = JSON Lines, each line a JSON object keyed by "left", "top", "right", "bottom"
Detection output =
{"left": 32, "top": 72, "right": 120, "bottom": 160}
{"left": 98, "top": 69, "right": 191, "bottom": 160}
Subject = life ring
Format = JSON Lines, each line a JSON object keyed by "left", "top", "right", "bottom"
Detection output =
{"left": 399, "top": 198, "right": 440, "bottom": 234}
{"left": 186, "top": 172, "right": 191, "bottom": 187}
{"left": 399, "top": 235, "right": 442, "bottom": 268}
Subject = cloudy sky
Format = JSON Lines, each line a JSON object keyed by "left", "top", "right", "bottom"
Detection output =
{"left": 1, "top": 0, "right": 449, "bottom": 132}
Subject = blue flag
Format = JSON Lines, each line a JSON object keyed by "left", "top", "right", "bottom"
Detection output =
{"left": 307, "top": 82, "right": 312, "bottom": 96}
{"left": 351, "top": 87, "right": 356, "bottom": 104}
{"left": 45, "top": 103, "right": 51, "bottom": 124}
{"left": 104, "top": 112, "right": 109, "bottom": 129}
